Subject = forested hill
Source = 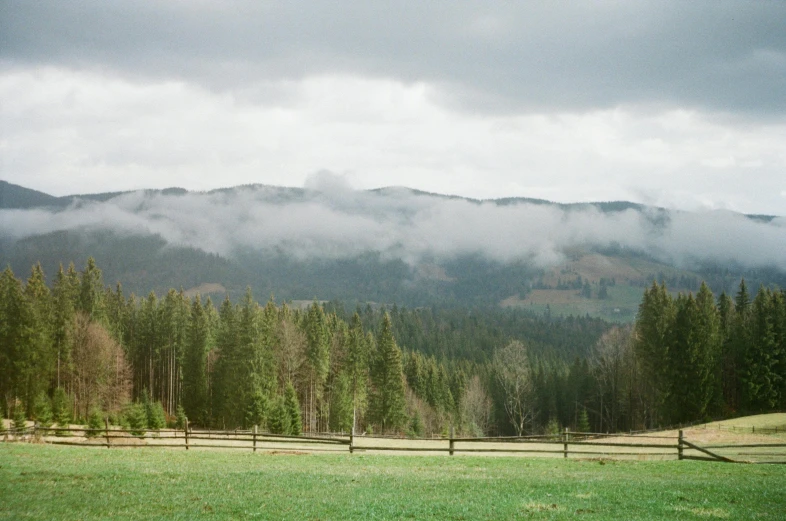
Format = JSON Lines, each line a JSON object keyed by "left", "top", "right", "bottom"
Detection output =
{"left": 1, "top": 181, "right": 785, "bottom": 320}
{"left": 2, "top": 258, "right": 784, "bottom": 438}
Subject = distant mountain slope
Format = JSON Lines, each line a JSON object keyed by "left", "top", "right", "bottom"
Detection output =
{"left": 0, "top": 180, "right": 59, "bottom": 209}
{"left": 1, "top": 181, "right": 783, "bottom": 318}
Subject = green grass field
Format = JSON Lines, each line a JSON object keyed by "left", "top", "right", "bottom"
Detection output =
{"left": 2, "top": 444, "right": 785, "bottom": 520}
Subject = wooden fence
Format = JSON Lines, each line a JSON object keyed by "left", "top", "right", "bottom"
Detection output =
{"left": 3, "top": 425, "right": 784, "bottom": 464}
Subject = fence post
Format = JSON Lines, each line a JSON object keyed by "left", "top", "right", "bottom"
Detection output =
{"left": 449, "top": 425, "right": 455, "bottom": 456}
{"left": 678, "top": 430, "right": 683, "bottom": 461}
{"left": 185, "top": 419, "right": 189, "bottom": 451}
{"left": 253, "top": 425, "right": 257, "bottom": 453}
{"left": 563, "top": 427, "right": 569, "bottom": 459}
{"left": 104, "top": 418, "right": 111, "bottom": 449}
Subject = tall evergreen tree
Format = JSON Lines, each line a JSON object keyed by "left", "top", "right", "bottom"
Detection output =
{"left": 742, "top": 288, "right": 780, "bottom": 410}
{"left": 667, "top": 285, "right": 721, "bottom": 423}
{"left": 211, "top": 295, "right": 238, "bottom": 428}
{"left": 22, "top": 264, "right": 54, "bottom": 415}
{"left": 78, "top": 257, "right": 106, "bottom": 323}
{"left": 305, "top": 301, "right": 330, "bottom": 432}
{"left": 284, "top": 380, "right": 302, "bottom": 435}
{"left": 368, "top": 314, "right": 407, "bottom": 433}
{"left": 182, "top": 295, "right": 210, "bottom": 425}
{"left": 633, "top": 282, "right": 675, "bottom": 424}
{"left": 345, "top": 313, "right": 369, "bottom": 423}
{"left": 0, "top": 268, "right": 36, "bottom": 418}
{"left": 52, "top": 265, "right": 77, "bottom": 390}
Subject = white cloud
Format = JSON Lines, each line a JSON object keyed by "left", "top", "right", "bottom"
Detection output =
{"left": 2, "top": 186, "right": 785, "bottom": 271}
{"left": 1, "top": 68, "right": 785, "bottom": 215}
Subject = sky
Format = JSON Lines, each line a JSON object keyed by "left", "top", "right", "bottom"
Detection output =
{"left": 2, "top": 1, "right": 786, "bottom": 215}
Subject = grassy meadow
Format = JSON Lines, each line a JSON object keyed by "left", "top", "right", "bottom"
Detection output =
{"left": 2, "top": 443, "right": 785, "bottom": 520}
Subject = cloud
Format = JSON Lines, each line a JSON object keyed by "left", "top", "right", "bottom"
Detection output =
{"left": 2, "top": 69, "right": 785, "bottom": 215}
{"left": 1, "top": 185, "right": 784, "bottom": 271}
{"left": 2, "top": 1, "right": 785, "bottom": 117}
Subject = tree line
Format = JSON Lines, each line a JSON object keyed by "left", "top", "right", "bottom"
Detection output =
{"left": 2, "top": 258, "right": 783, "bottom": 437}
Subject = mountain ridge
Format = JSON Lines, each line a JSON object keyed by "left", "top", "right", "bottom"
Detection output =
{"left": 3, "top": 179, "right": 779, "bottom": 220}
{"left": 1, "top": 180, "right": 784, "bottom": 321}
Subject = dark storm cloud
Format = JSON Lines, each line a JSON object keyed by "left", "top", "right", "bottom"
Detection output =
{"left": 2, "top": 1, "right": 785, "bottom": 115}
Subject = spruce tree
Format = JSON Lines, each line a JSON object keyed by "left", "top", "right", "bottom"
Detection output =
{"left": 305, "top": 301, "right": 330, "bottom": 431}
{"left": 742, "top": 288, "right": 780, "bottom": 411}
{"left": 86, "top": 409, "right": 104, "bottom": 438}
{"left": 245, "top": 389, "right": 269, "bottom": 430}
{"left": 78, "top": 257, "right": 106, "bottom": 323}
{"left": 212, "top": 296, "right": 238, "bottom": 428}
{"left": 268, "top": 396, "right": 291, "bottom": 435}
{"left": 148, "top": 400, "right": 167, "bottom": 430}
{"left": 0, "top": 268, "right": 36, "bottom": 420}
{"left": 24, "top": 264, "right": 54, "bottom": 414}
{"left": 183, "top": 295, "right": 210, "bottom": 425}
{"left": 284, "top": 381, "right": 303, "bottom": 435}
{"left": 52, "top": 387, "right": 71, "bottom": 436}
{"left": 329, "top": 372, "right": 354, "bottom": 433}
{"left": 368, "top": 314, "right": 408, "bottom": 433}
{"left": 346, "top": 313, "right": 370, "bottom": 422}
{"left": 175, "top": 405, "right": 188, "bottom": 431}
{"left": 717, "top": 291, "right": 738, "bottom": 411}
{"left": 12, "top": 402, "right": 27, "bottom": 434}
{"left": 577, "top": 406, "right": 590, "bottom": 433}
{"left": 52, "top": 265, "right": 76, "bottom": 390}
{"left": 633, "top": 282, "right": 675, "bottom": 423}
{"left": 126, "top": 402, "right": 147, "bottom": 436}
{"left": 33, "top": 392, "right": 53, "bottom": 429}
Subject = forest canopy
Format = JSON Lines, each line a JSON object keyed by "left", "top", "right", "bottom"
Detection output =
{"left": 2, "top": 259, "right": 784, "bottom": 436}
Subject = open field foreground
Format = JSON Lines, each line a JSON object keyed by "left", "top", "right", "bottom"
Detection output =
{"left": 2, "top": 444, "right": 786, "bottom": 520}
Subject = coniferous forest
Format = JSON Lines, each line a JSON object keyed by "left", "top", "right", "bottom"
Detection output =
{"left": 2, "top": 259, "right": 785, "bottom": 436}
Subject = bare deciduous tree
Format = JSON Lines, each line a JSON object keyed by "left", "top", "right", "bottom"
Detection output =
{"left": 493, "top": 341, "right": 534, "bottom": 436}
{"left": 461, "top": 375, "right": 492, "bottom": 436}
{"left": 69, "top": 313, "right": 131, "bottom": 420}
{"left": 590, "top": 325, "right": 636, "bottom": 432}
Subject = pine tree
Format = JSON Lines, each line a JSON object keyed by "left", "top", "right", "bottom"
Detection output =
{"left": 329, "top": 372, "right": 354, "bottom": 433}
{"left": 633, "top": 281, "right": 675, "bottom": 424}
{"left": 86, "top": 409, "right": 104, "bottom": 438}
{"left": 23, "top": 264, "right": 54, "bottom": 415}
{"left": 368, "top": 314, "right": 408, "bottom": 433}
{"left": 1, "top": 268, "right": 39, "bottom": 419}
{"left": 346, "top": 313, "right": 370, "bottom": 422}
{"left": 145, "top": 395, "right": 166, "bottom": 430}
{"left": 718, "top": 291, "right": 738, "bottom": 411}
{"left": 666, "top": 286, "right": 721, "bottom": 423}
{"left": 12, "top": 402, "right": 27, "bottom": 435}
{"left": 742, "top": 287, "right": 780, "bottom": 411}
{"left": 268, "top": 396, "right": 291, "bottom": 435}
{"left": 577, "top": 406, "right": 590, "bottom": 433}
{"left": 305, "top": 301, "right": 330, "bottom": 432}
{"left": 78, "top": 257, "right": 106, "bottom": 323}
{"left": 175, "top": 404, "right": 188, "bottom": 431}
{"left": 183, "top": 295, "right": 210, "bottom": 425}
{"left": 52, "top": 265, "right": 77, "bottom": 390}
{"left": 211, "top": 296, "right": 238, "bottom": 428}
{"left": 125, "top": 402, "right": 147, "bottom": 436}
{"left": 33, "top": 392, "right": 53, "bottom": 428}
{"left": 245, "top": 389, "right": 269, "bottom": 430}
{"left": 52, "top": 387, "right": 71, "bottom": 436}
{"left": 284, "top": 381, "right": 302, "bottom": 435}
{"left": 409, "top": 410, "right": 424, "bottom": 438}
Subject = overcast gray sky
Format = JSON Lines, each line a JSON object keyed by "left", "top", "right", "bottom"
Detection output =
{"left": 2, "top": 1, "right": 785, "bottom": 215}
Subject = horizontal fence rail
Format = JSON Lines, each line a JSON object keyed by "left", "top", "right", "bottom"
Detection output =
{"left": 3, "top": 424, "right": 785, "bottom": 464}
